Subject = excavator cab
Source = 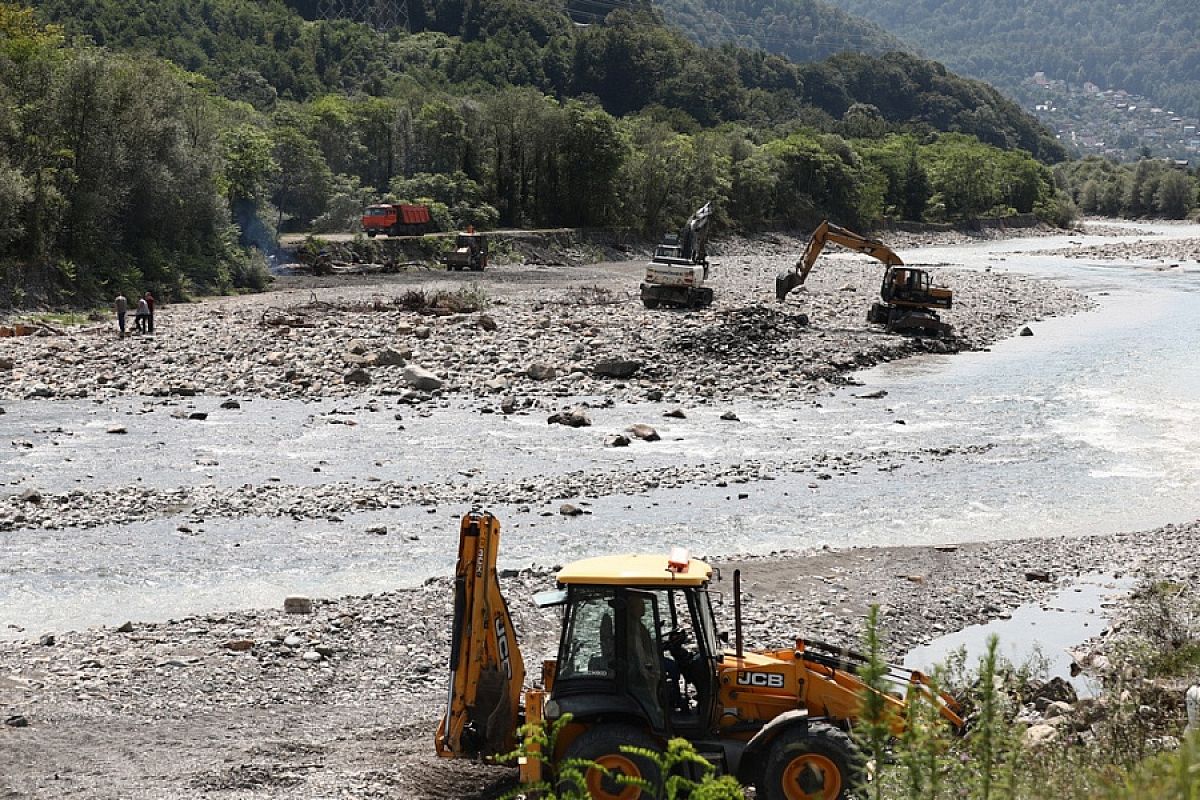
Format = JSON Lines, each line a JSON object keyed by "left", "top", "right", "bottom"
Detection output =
{"left": 551, "top": 580, "right": 722, "bottom": 737}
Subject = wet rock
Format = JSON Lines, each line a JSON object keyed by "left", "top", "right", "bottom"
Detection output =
{"left": 4, "top": 715, "right": 29, "bottom": 728}
{"left": 547, "top": 408, "right": 591, "bottom": 428}
{"left": 611, "top": 435, "right": 631, "bottom": 447}
{"left": 626, "top": 424, "right": 660, "bottom": 442}
{"left": 18, "top": 489, "right": 41, "bottom": 504}
{"left": 38, "top": 633, "right": 54, "bottom": 647}
{"left": 344, "top": 368, "right": 371, "bottom": 386}
{"left": 664, "top": 408, "right": 686, "bottom": 419}
{"left": 374, "top": 347, "right": 408, "bottom": 367}
{"left": 284, "top": 596, "right": 313, "bottom": 615}
{"left": 526, "top": 363, "right": 557, "bottom": 381}
{"left": 402, "top": 365, "right": 443, "bottom": 391}
{"left": 559, "top": 503, "right": 584, "bottom": 516}
{"left": 477, "top": 314, "right": 498, "bottom": 332}
{"left": 220, "top": 400, "right": 241, "bottom": 410}
{"left": 1024, "top": 569, "right": 1053, "bottom": 583}
{"left": 594, "top": 359, "right": 643, "bottom": 379}
{"left": 188, "top": 412, "right": 208, "bottom": 421}
{"left": 720, "top": 411, "right": 740, "bottom": 421}
{"left": 1020, "top": 326, "right": 1034, "bottom": 336}
{"left": 1031, "top": 676, "right": 1078, "bottom": 708}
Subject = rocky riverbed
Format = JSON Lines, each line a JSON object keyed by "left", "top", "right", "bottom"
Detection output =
{"left": 1, "top": 225, "right": 1195, "bottom": 799}
{"left": 2, "top": 518, "right": 1197, "bottom": 799}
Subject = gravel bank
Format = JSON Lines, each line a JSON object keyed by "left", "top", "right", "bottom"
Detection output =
{"left": 3, "top": 518, "right": 1197, "bottom": 799}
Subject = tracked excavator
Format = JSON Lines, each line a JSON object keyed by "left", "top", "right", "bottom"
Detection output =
{"left": 436, "top": 511, "right": 963, "bottom": 800}
{"left": 776, "top": 221, "right": 954, "bottom": 338}
{"left": 640, "top": 201, "right": 714, "bottom": 309}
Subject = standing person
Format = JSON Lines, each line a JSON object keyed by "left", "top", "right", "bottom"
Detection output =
{"left": 143, "top": 291, "right": 155, "bottom": 334}
{"left": 134, "top": 295, "right": 150, "bottom": 334}
{"left": 114, "top": 293, "right": 128, "bottom": 338}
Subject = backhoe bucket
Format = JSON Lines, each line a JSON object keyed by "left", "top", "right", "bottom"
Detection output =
{"left": 776, "top": 270, "right": 804, "bottom": 302}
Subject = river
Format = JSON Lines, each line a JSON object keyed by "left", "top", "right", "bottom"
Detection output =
{"left": 2, "top": 222, "right": 1198, "bottom": 637}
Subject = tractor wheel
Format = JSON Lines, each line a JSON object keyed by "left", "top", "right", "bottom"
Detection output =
{"left": 366, "top": 231, "right": 376, "bottom": 239}
{"left": 558, "top": 723, "right": 661, "bottom": 800}
{"left": 757, "top": 723, "right": 861, "bottom": 800}
{"left": 642, "top": 297, "right": 660, "bottom": 309}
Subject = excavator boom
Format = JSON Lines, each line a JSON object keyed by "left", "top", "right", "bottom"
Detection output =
{"left": 435, "top": 511, "right": 525, "bottom": 760}
{"left": 776, "top": 221, "right": 903, "bottom": 302}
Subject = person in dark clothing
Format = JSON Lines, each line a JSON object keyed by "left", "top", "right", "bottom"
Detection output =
{"left": 144, "top": 292, "right": 155, "bottom": 333}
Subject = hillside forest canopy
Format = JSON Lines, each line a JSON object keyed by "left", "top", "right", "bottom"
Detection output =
{"left": 0, "top": 0, "right": 1195, "bottom": 307}
{"left": 822, "top": 0, "right": 1200, "bottom": 122}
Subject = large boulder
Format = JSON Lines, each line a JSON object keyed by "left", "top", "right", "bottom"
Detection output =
{"left": 344, "top": 368, "right": 371, "bottom": 385}
{"left": 373, "top": 347, "right": 408, "bottom": 367}
{"left": 526, "top": 363, "right": 558, "bottom": 381}
{"left": 626, "top": 424, "right": 660, "bottom": 442}
{"left": 594, "top": 359, "right": 643, "bottom": 379}
{"left": 548, "top": 408, "right": 591, "bottom": 428}
{"left": 402, "top": 365, "right": 444, "bottom": 391}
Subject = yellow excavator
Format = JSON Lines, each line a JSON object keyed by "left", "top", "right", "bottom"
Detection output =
{"left": 775, "top": 221, "right": 954, "bottom": 338}
{"left": 436, "top": 511, "right": 963, "bottom": 800}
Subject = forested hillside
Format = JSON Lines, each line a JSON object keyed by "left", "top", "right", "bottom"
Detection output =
{"left": 821, "top": 0, "right": 1200, "bottom": 120}
{"left": 650, "top": 0, "right": 903, "bottom": 64}
{"left": 3, "top": 0, "right": 1081, "bottom": 306}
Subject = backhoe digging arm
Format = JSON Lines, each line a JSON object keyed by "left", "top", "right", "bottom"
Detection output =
{"left": 776, "top": 221, "right": 904, "bottom": 302}
{"left": 435, "top": 512, "right": 526, "bottom": 760}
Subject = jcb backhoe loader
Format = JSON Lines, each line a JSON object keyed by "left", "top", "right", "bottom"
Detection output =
{"left": 436, "top": 511, "right": 963, "bottom": 800}
{"left": 776, "top": 221, "right": 954, "bottom": 338}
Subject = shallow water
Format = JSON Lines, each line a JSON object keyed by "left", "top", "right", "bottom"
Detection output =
{"left": 904, "top": 573, "right": 1135, "bottom": 696}
{"left": 2, "top": 223, "right": 1199, "bottom": 636}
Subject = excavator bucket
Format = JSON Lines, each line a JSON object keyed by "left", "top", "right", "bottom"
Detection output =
{"left": 776, "top": 270, "right": 805, "bottom": 302}
{"left": 435, "top": 512, "right": 525, "bottom": 760}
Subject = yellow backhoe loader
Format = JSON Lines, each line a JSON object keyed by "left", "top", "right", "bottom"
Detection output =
{"left": 436, "top": 511, "right": 963, "bottom": 799}
{"left": 776, "top": 221, "right": 954, "bottom": 338}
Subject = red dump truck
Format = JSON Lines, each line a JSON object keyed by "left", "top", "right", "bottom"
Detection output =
{"left": 361, "top": 204, "right": 434, "bottom": 237}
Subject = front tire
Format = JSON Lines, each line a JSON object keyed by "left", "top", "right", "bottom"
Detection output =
{"left": 757, "top": 723, "right": 861, "bottom": 800}
{"left": 558, "top": 723, "right": 661, "bottom": 800}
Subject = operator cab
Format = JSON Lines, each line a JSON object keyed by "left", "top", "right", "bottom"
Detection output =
{"left": 550, "top": 553, "right": 721, "bottom": 736}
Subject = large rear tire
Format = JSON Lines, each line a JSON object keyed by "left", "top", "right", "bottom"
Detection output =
{"left": 558, "top": 723, "right": 661, "bottom": 800}
{"left": 757, "top": 723, "right": 861, "bottom": 800}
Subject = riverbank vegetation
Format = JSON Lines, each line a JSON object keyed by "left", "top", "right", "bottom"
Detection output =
{"left": 1055, "top": 156, "right": 1200, "bottom": 220}
{"left": 0, "top": 0, "right": 1140, "bottom": 307}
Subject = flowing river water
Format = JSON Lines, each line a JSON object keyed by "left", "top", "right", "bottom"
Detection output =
{"left": 2, "top": 222, "right": 1199, "bottom": 638}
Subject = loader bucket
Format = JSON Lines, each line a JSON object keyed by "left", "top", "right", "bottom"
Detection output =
{"left": 776, "top": 270, "right": 804, "bottom": 302}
